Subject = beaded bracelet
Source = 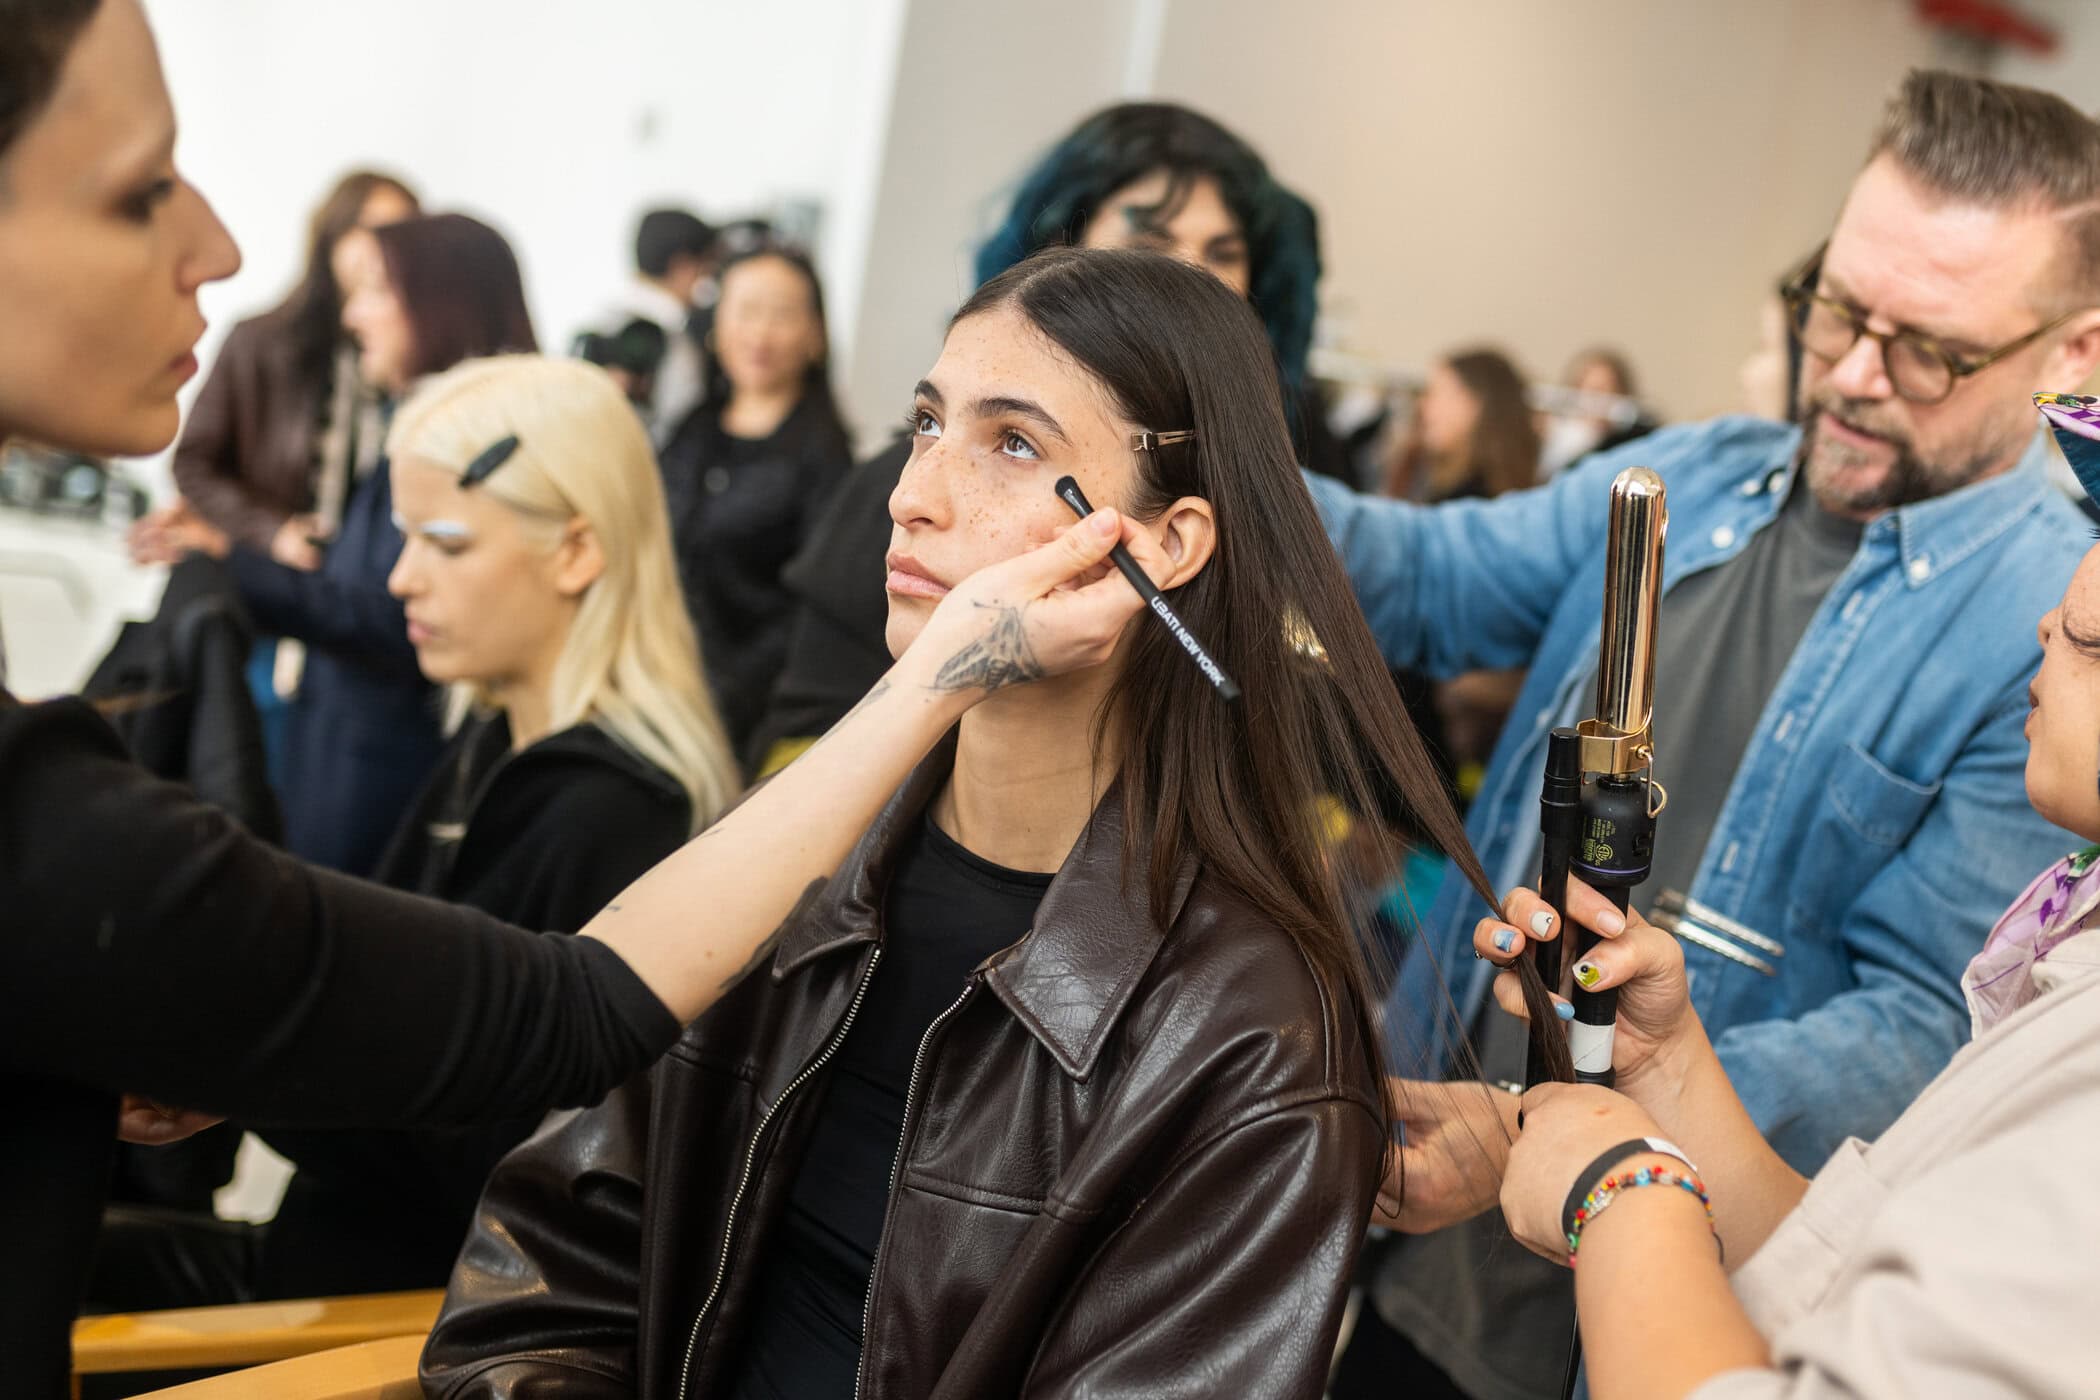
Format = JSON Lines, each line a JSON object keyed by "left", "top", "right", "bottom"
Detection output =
{"left": 1564, "top": 1164, "right": 1716, "bottom": 1265}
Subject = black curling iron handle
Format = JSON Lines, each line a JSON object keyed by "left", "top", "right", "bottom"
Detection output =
{"left": 1569, "top": 885, "right": 1628, "bottom": 1086}
{"left": 1527, "top": 729, "right": 1584, "bottom": 1090}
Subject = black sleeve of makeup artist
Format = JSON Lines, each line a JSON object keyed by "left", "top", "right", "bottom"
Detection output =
{"left": 0, "top": 695, "right": 678, "bottom": 1127}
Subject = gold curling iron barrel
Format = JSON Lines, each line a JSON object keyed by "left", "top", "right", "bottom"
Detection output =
{"left": 1536, "top": 467, "right": 1668, "bottom": 1089}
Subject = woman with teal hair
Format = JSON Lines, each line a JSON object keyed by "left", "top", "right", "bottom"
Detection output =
{"left": 750, "top": 101, "right": 1340, "bottom": 772}
{"left": 973, "top": 102, "right": 1324, "bottom": 396}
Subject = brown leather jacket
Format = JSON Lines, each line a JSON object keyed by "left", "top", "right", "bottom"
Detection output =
{"left": 421, "top": 749, "right": 1385, "bottom": 1399}
{"left": 172, "top": 305, "right": 320, "bottom": 551}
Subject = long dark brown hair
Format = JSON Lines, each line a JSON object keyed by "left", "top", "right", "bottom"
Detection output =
{"left": 282, "top": 170, "right": 419, "bottom": 389}
{"left": 1384, "top": 348, "right": 1540, "bottom": 501}
{"left": 954, "top": 250, "right": 1571, "bottom": 1176}
{"left": 370, "top": 213, "right": 538, "bottom": 379}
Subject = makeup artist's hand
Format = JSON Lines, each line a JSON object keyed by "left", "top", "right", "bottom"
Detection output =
{"left": 1473, "top": 879, "right": 1695, "bottom": 1093}
{"left": 1502, "top": 1082, "right": 1667, "bottom": 1263}
{"left": 897, "top": 508, "right": 1164, "bottom": 698}
{"left": 1374, "top": 1077, "right": 1517, "bottom": 1232}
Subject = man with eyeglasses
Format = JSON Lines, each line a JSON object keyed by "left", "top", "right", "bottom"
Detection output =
{"left": 1314, "top": 69, "right": 2100, "bottom": 1400}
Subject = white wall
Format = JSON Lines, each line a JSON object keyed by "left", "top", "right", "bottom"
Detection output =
{"left": 142, "top": 0, "right": 903, "bottom": 480}
{"left": 1143, "top": 0, "right": 1949, "bottom": 420}
{"left": 137, "top": 0, "right": 2100, "bottom": 468}
{"left": 837, "top": 0, "right": 1159, "bottom": 443}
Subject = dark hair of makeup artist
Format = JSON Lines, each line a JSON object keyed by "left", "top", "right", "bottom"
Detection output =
{"left": 0, "top": 0, "right": 99, "bottom": 160}
{"left": 954, "top": 249, "right": 1573, "bottom": 1168}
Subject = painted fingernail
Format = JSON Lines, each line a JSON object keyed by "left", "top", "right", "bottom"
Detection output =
{"left": 1597, "top": 909, "right": 1626, "bottom": 935}
{"left": 1494, "top": 928, "right": 1515, "bottom": 953}
{"left": 1553, "top": 1000, "right": 1576, "bottom": 1021}
{"left": 1530, "top": 910, "right": 1554, "bottom": 937}
{"left": 1573, "top": 961, "right": 1603, "bottom": 989}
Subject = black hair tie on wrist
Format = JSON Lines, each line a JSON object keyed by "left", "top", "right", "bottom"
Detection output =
{"left": 1559, "top": 1137, "right": 1700, "bottom": 1245}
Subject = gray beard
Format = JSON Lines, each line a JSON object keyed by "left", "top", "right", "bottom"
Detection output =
{"left": 1797, "top": 399, "right": 2004, "bottom": 513}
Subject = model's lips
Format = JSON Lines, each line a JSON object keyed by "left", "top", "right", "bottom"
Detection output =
{"left": 168, "top": 351, "right": 199, "bottom": 384}
{"left": 884, "top": 553, "right": 950, "bottom": 601}
{"left": 406, "top": 618, "right": 439, "bottom": 646}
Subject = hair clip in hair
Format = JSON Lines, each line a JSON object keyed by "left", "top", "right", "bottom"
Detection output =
{"left": 1130, "top": 429, "right": 1196, "bottom": 453}
{"left": 458, "top": 434, "right": 521, "bottom": 488}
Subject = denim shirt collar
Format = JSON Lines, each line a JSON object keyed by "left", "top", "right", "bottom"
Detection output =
{"left": 1882, "top": 427, "right": 2056, "bottom": 587}
{"left": 1712, "top": 423, "right": 2053, "bottom": 590}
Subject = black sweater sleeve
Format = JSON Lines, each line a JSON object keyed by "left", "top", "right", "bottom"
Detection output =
{"left": 0, "top": 696, "right": 678, "bottom": 1125}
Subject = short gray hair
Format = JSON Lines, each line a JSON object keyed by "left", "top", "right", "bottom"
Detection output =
{"left": 1870, "top": 69, "right": 2100, "bottom": 308}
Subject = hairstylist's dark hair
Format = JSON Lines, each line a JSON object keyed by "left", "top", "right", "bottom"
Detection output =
{"left": 0, "top": 0, "right": 100, "bottom": 164}
{"left": 284, "top": 170, "right": 419, "bottom": 390}
{"left": 703, "top": 244, "right": 840, "bottom": 414}
{"left": 973, "top": 102, "right": 1322, "bottom": 391}
{"left": 955, "top": 250, "right": 1573, "bottom": 1165}
{"left": 370, "top": 213, "right": 538, "bottom": 380}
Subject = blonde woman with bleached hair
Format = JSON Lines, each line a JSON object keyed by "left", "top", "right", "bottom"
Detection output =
{"left": 93, "top": 355, "right": 750, "bottom": 1309}
{"left": 384, "top": 352, "right": 738, "bottom": 838}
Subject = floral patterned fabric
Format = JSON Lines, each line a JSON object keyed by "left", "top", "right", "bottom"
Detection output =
{"left": 1962, "top": 845, "right": 2100, "bottom": 1036}
{"left": 2035, "top": 390, "right": 2100, "bottom": 504}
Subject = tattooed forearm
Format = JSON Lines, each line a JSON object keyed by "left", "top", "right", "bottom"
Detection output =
{"left": 931, "top": 604, "right": 1044, "bottom": 695}
{"left": 808, "top": 679, "right": 891, "bottom": 753}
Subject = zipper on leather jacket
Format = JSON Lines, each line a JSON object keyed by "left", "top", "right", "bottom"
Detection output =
{"left": 676, "top": 945, "right": 884, "bottom": 1400}
{"left": 853, "top": 980, "right": 977, "bottom": 1400}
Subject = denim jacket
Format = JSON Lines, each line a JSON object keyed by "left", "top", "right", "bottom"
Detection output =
{"left": 1308, "top": 416, "right": 2086, "bottom": 1169}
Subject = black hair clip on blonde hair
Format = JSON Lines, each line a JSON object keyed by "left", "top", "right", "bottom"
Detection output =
{"left": 1130, "top": 430, "right": 1196, "bottom": 453}
{"left": 459, "top": 434, "right": 521, "bottom": 488}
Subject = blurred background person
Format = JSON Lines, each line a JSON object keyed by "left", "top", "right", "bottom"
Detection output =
{"left": 148, "top": 213, "right": 538, "bottom": 876}
{"left": 746, "top": 100, "right": 1332, "bottom": 775}
{"left": 125, "top": 170, "right": 417, "bottom": 789}
{"left": 90, "top": 353, "right": 742, "bottom": 1310}
{"left": 658, "top": 243, "right": 851, "bottom": 762}
{"left": 129, "top": 169, "right": 418, "bottom": 569}
{"left": 577, "top": 206, "right": 716, "bottom": 444}
{"left": 1379, "top": 347, "right": 1537, "bottom": 807}
{"left": 1536, "top": 345, "right": 1657, "bottom": 477}
{"left": 1739, "top": 293, "right": 1796, "bottom": 423}
{"left": 1382, "top": 347, "right": 1540, "bottom": 503}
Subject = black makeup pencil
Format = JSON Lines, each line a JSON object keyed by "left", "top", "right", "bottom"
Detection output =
{"left": 1053, "top": 474, "right": 1240, "bottom": 702}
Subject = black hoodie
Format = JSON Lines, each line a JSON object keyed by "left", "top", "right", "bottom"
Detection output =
{"left": 250, "top": 712, "right": 694, "bottom": 1297}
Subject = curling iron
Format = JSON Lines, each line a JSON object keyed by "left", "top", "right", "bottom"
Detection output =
{"left": 1526, "top": 466, "right": 1668, "bottom": 1090}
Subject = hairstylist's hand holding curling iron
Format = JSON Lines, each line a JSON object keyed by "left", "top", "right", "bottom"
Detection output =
{"left": 574, "top": 509, "right": 1165, "bottom": 1024}
{"left": 1478, "top": 881, "right": 1813, "bottom": 1273}
{"left": 1476, "top": 878, "right": 1694, "bottom": 1095}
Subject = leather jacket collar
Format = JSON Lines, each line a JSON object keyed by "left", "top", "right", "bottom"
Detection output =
{"left": 772, "top": 732, "right": 1198, "bottom": 1078}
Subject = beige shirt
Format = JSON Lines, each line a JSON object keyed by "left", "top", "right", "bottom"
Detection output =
{"left": 1693, "top": 926, "right": 2100, "bottom": 1398}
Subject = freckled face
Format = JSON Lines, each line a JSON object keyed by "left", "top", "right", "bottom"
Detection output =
{"left": 884, "top": 304, "right": 1139, "bottom": 658}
